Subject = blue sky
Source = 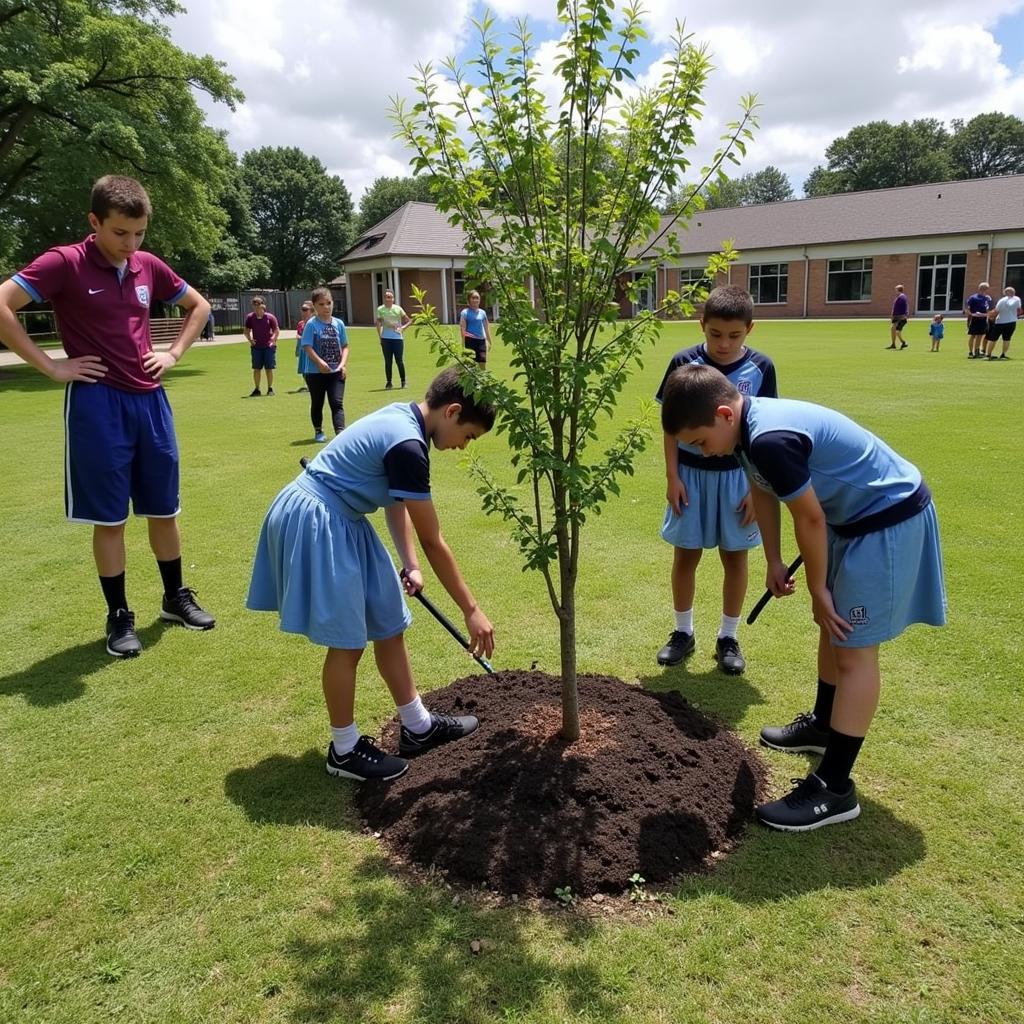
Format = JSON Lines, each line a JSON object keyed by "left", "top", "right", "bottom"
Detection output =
{"left": 169, "top": 0, "right": 1024, "bottom": 201}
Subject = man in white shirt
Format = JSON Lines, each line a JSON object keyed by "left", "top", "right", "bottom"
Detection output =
{"left": 986, "top": 287, "right": 1022, "bottom": 360}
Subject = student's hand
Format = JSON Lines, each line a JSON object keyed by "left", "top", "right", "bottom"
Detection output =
{"left": 400, "top": 568, "right": 424, "bottom": 595}
{"left": 811, "top": 587, "right": 852, "bottom": 641}
{"left": 318, "top": 360, "right": 332, "bottom": 374}
{"left": 737, "top": 492, "right": 757, "bottom": 527}
{"left": 765, "top": 558, "right": 797, "bottom": 598}
{"left": 339, "top": 366, "right": 348, "bottom": 380}
{"left": 666, "top": 476, "right": 688, "bottom": 515}
{"left": 49, "top": 354, "right": 107, "bottom": 383}
{"left": 143, "top": 350, "right": 178, "bottom": 379}
{"left": 465, "top": 606, "right": 495, "bottom": 659}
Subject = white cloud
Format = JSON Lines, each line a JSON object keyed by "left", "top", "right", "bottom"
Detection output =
{"left": 168, "top": 0, "right": 1024, "bottom": 200}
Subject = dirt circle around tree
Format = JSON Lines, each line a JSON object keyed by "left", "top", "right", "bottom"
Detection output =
{"left": 355, "top": 670, "right": 768, "bottom": 899}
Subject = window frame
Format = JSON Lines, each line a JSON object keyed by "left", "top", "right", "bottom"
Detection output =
{"left": 825, "top": 257, "right": 873, "bottom": 304}
{"left": 748, "top": 263, "right": 789, "bottom": 306}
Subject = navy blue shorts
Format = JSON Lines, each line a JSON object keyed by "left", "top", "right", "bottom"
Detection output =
{"left": 463, "top": 336, "right": 487, "bottom": 362}
{"left": 64, "top": 382, "right": 180, "bottom": 525}
{"left": 251, "top": 346, "right": 277, "bottom": 370}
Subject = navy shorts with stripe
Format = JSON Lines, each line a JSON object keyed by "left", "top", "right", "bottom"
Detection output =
{"left": 64, "top": 382, "right": 180, "bottom": 525}
{"left": 251, "top": 346, "right": 277, "bottom": 370}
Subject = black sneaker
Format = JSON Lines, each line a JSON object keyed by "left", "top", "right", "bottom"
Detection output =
{"left": 399, "top": 712, "right": 479, "bottom": 757}
{"left": 759, "top": 711, "right": 829, "bottom": 755}
{"left": 106, "top": 608, "right": 142, "bottom": 658}
{"left": 656, "top": 630, "right": 695, "bottom": 666}
{"left": 249, "top": 388, "right": 261, "bottom": 397}
{"left": 714, "top": 635, "right": 746, "bottom": 675}
{"left": 756, "top": 773, "right": 860, "bottom": 832}
{"left": 885, "top": 344, "right": 896, "bottom": 350}
{"left": 160, "top": 587, "right": 216, "bottom": 630}
{"left": 326, "top": 737, "right": 408, "bottom": 781}
{"left": 385, "top": 382, "right": 393, "bottom": 390}
{"left": 899, "top": 342, "right": 908, "bottom": 349}
{"left": 999, "top": 354, "right": 1009, "bottom": 360}
{"left": 267, "top": 387, "right": 276, "bottom": 395}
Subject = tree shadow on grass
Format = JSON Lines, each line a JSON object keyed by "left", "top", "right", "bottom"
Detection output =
{"left": 284, "top": 854, "right": 615, "bottom": 1024}
{"left": 0, "top": 365, "right": 205, "bottom": 393}
{"left": 0, "top": 619, "right": 167, "bottom": 706}
{"left": 677, "top": 792, "right": 927, "bottom": 904}
{"left": 639, "top": 665, "right": 768, "bottom": 730}
{"left": 223, "top": 749, "right": 362, "bottom": 833}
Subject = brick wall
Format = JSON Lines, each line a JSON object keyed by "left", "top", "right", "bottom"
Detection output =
{"left": 349, "top": 273, "right": 373, "bottom": 325}
{"left": 400, "top": 270, "right": 443, "bottom": 320}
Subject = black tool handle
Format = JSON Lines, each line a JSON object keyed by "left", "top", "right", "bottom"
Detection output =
{"left": 403, "top": 574, "right": 495, "bottom": 674}
{"left": 746, "top": 555, "right": 804, "bottom": 625}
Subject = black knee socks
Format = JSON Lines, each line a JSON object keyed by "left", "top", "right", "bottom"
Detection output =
{"left": 812, "top": 677, "right": 836, "bottom": 727}
{"left": 157, "top": 557, "right": 183, "bottom": 599}
{"left": 99, "top": 572, "right": 127, "bottom": 615}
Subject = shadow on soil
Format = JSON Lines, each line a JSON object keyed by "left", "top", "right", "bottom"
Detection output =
{"left": 283, "top": 854, "right": 613, "bottom": 1024}
{"left": 0, "top": 620, "right": 167, "bottom": 706}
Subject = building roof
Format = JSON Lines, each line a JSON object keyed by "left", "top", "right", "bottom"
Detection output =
{"left": 654, "top": 174, "right": 1024, "bottom": 254}
{"left": 342, "top": 201, "right": 467, "bottom": 263}
{"left": 343, "top": 174, "right": 1024, "bottom": 266}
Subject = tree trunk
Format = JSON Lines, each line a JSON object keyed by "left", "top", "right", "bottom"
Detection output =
{"left": 558, "top": 575, "right": 580, "bottom": 742}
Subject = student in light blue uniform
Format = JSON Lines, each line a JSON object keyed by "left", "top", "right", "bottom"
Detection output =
{"left": 247, "top": 368, "right": 497, "bottom": 782}
{"left": 459, "top": 289, "right": 491, "bottom": 366}
{"left": 299, "top": 287, "right": 348, "bottom": 443}
{"left": 653, "top": 285, "right": 778, "bottom": 676}
{"left": 661, "top": 364, "right": 946, "bottom": 833}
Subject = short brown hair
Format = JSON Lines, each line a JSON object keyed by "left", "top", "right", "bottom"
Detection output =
{"left": 311, "top": 287, "right": 332, "bottom": 304}
{"left": 425, "top": 367, "right": 496, "bottom": 430}
{"left": 660, "top": 364, "right": 740, "bottom": 434}
{"left": 703, "top": 285, "right": 754, "bottom": 324}
{"left": 90, "top": 176, "right": 152, "bottom": 221}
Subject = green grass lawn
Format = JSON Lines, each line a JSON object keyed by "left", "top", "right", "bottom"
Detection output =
{"left": 1, "top": 320, "right": 1022, "bottom": 1023}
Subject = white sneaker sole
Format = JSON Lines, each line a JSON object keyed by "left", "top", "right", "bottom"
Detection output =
{"left": 759, "top": 737, "right": 827, "bottom": 755}
{"left": 159, "top": 610, "right": 215, "bottom": 631}
{"left": 326, "top": 761, "right": 409, "bottom": 782}
{"left": 105, "top": 641, "right": 141, "bottom": 658}
{"left": 757, "top": 803, "right": 861, "bottom": 832}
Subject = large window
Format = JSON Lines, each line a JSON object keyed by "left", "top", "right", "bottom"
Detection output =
{"left": 827, "top": 258, "right": 873, "bottom": 302}
{"left": 1006, "top": 251, "right": 1024, "bottom": 294}
{"left": 917, "top": 253, "right": 967, "bottom": 313}
{"left": 749, "top": 263, "right": 788, "bottom": 304}
{"left": 632, "top": 271, "right": 655, "bottom": 313}
{"left": 679, "top": 267, "right": 714, "bottom": 296}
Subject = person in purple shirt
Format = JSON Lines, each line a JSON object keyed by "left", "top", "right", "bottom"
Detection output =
{"left": 0, "top": 175, "right": 216, "bottom": 658}
{"left": 243, "top": 296, "right": 280, "bottom": 396}
{"left": 885, "top": 284, "right": 910, "bottom": 350}
{"left": 964, "top": 282, "right": 992, "bottom": 359}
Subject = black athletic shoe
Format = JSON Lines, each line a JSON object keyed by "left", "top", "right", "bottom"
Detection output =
{"left": 249, "top": 388, "right": 261, "bottom": 397}
{"left": 899, "top": 342, "right": 908, "bottom": 349}
{"left": 759, "top": 711, "right": 829, "bottom": 755}
{"left": 885, "top": 344, "right": 896, "bottom": 350}
{"left": 714, "top": 635, "right": 746, "bottom": 675}
{"left": 326, "top": 737, "right": 408, "bottom": 781}
{"left": 756, "top": 773, "right": 860, "bottom": 832}
{"left": 999, "top": 354, "right": 1009, "bottom": 360}
{"left": 399, "top": 712, "right": 479, "bottom": 757}
{"left": 106, "top": 608, "right": 142, "bottom": 658}
{"left": 160, "top": 587, "right": 216, "bottom": 630}
{"left": 656, "top": 630, "right": 696, "bottom": 666}
{"left": 385, "top": 382, "right": 393, "bottom": 390}
{"left": 267, "top": 387, "right": 276, "bottom": 395}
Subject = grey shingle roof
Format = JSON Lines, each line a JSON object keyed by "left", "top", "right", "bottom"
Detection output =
{"left": 651, "top": 174, "right": 1024, "bottom": 253}
{"left": 342, "top": 202, "right": 467, "bottom": 262}
{"left": 344, "top": 175, "right": 1024, "bottom": 265}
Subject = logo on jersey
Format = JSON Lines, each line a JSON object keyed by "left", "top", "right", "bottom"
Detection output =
{"left": 736, "top": 379, "right": 752, "bottom": 395}
{"left": 848, "top": 606, "right": 870, "bottom": 626}
{"left": 135, "top": 285, "right": 150, "bottom": 306}
{"left": 750, "top": 470, "right": 772, "bottom": 492}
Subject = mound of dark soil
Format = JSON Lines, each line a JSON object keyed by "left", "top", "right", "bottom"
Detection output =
{"left": 355, "top": 670, "right": 766, "bottom": 897}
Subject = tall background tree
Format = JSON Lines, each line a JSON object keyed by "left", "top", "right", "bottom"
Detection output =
{"left": 395, "top": 0, "right": 754, "bottom": 739}
{"left": 356, "top": 175, "right": 436, "bottom": 234}
{"left": 662, "top": 165, "right": 792, "bottom": 212}
{"left": 241, "top": 147, "right": 354, "bottom": 290}
{"left": 948, "top": 112, "right": 1024, "bottom": 179}
{"left": 0, "top": 0, "right": 242, "bottom": 271}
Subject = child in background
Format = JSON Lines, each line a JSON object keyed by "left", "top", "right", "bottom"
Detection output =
{"left": 459, "top": 290, "right": 492, "bottom": 368}
{"left": 299, "top": 288, "right": 348, "bottom": 443}
{"left": 929, "top": 314, "right": 944, "bottom": 352}
{"left": 295, "top": 300, "right": 313, "bottom": 392}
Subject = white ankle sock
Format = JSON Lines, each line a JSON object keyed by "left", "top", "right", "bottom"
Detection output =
{"left": 674, "top": 609, "right": 694, "bottom": 634}
{"left": 330, "top": 723, "right": 359, "bottom": 755}
{"left": 397, "top": 695, "right": 432, "bottom": 734}
{"left": 718, "top": 614, "right": 740, "bottom": 639}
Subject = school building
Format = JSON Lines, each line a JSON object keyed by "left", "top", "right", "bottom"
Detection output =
{"left": 338, "top": 174, "right": 1024, "bottom": 324}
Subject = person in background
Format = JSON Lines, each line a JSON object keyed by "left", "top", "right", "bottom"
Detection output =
{"left": 244, "top": 296, "right": 279, "bottom": 395}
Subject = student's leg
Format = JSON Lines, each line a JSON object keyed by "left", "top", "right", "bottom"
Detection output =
{"left": 322, "top": 646, "right": 363, "bottom": 726}
{"left": 326, "top": 373, "right": 346, "bottom": 434}
{"left": 147, "top": 516, "right": 181, "bottom": 562}
{"left": 382, "top": 340, "right": 394, "bottom": 386}
{"left": 393, "top": 339, "right": 406, "bottom": 386}
{"left": 253, "top": 368, "right": 262, "bottom": 390}
{"left": 888, "top": 323, "right": 897, "bottom": 348}
{"left": 829, "top": 644, "right": 880, "bottom": 738}
{"left": 719, "top": 547, "right": 747, "bottom": 618}
{"left": 307, "top": 373, "right": 327, "bottom": 433}
{"left": 671, "top": 546, "right": 701, "bottom": 618}
{"left": 93, "top": 523, "right": 128, "bottom": 576}
{"left": 1002, "top": 326, "right": 1014, "bottom": 356}
{"left": 372, "top": 633, "right": 417, "bottom": 708}
{"left": 266, "top": 367, "right": 274, "bottom": 389}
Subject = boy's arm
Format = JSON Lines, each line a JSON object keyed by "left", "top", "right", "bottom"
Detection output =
{"left": 783, "top": 487, "right": 851, "bottom": 640}
{"left": 244, "top": 316, "right": 254, "bottom": 345}
{"left": 663, "top": 432, "right": 687, "bottom": 513}
{"left": 269, "top": 315, "right": 279, "bottom": 345}
{"left": 384, "top": 503, "right": 420, "bottom": 582}
{"left": 403, "top": 497, "right": 494, "bottom": 658}
{"left": 0, "top": 279, "right": 107, "bottom": 382}
{"left": 142, "top": 286, "right": 210, "bottom": 380}
{"left": 749, "top": 482, "right": 789, "bottom": 589}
